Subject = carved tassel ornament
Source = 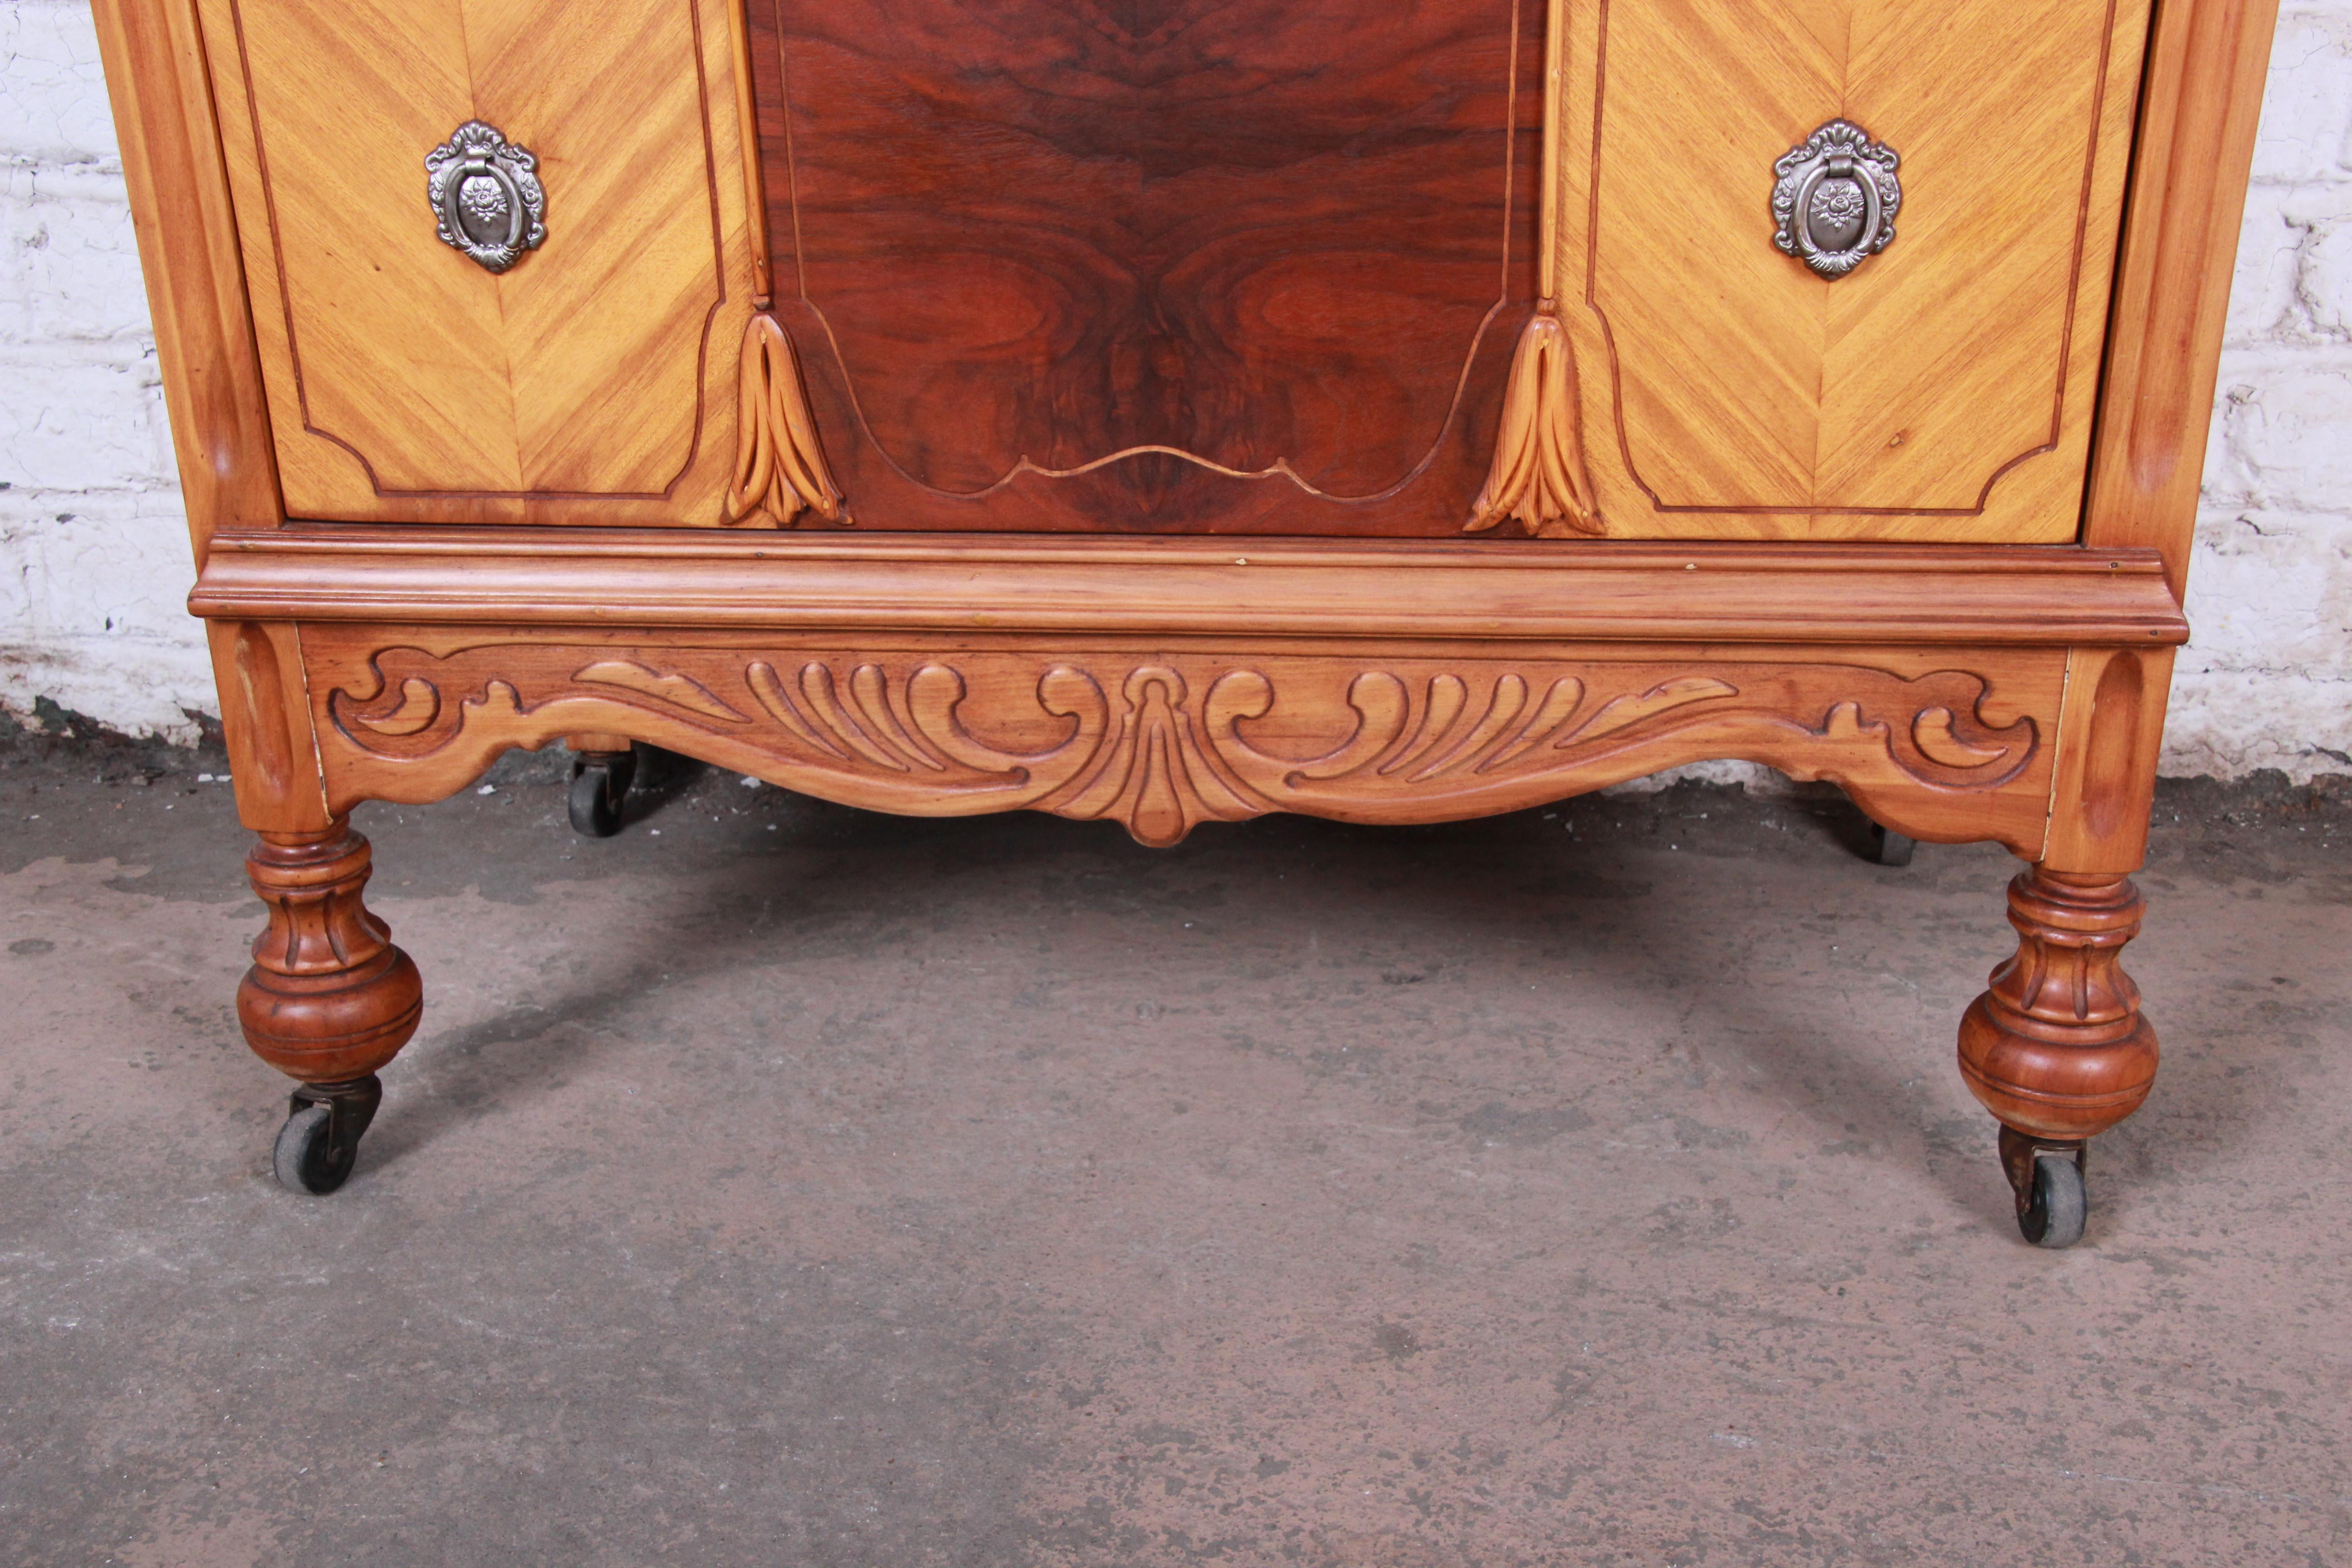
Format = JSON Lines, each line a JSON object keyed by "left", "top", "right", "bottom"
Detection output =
{"left": 1466, "top": 0, "right": 1601, "bottom": 539}
{"left": 725, "top": 314, "right": 846, "bottom": 527}
{"left": 1466, "top": 307, "right": 1602, "bottom": 537}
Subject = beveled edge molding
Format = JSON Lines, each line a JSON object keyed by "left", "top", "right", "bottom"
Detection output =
{"left": 193, "top": 531, "right": 2189, "bottom": 647}
{"left": 726, "top": 0, "right": 771, "bottom": 308}
{"left": 304, "top": 633, "right": 2061, "bottom": 853}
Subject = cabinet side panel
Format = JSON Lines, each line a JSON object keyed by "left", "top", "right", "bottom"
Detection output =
{"left": 1964, "top": 3, "right": 2149, "bottom": 545}
{"left": 92, "top": 0, "right": 288, "bottom": 551}
{"left": 2083, "top": 0, "right": 2283, "bottom": 592}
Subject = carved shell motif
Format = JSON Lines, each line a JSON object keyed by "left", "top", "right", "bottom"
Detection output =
{"left": 425, "top": 121, "right": 547, "bottom": 274}
{"left": 1771, "top": 119, "right": 1901, "bottom": 279}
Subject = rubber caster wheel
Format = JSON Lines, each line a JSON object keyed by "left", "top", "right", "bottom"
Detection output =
{"left": 1870, "top": 823, "right": 1917, "bottom": 867}
{"left": 568, "top": 748, "right": 636, "bottom": 838}
{"left": 2019, "top": 1152, "right": 2087, "bottom": 1249}
{"left": 270, "top": 1077, "right": 381, "bottom": 1195}
{"left": 273, "top": 1105, "right": 358, "bottom": 1194}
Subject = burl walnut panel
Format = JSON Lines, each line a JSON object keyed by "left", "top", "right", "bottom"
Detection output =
{"left": 748, "top": 0, "right": 1544, "bottom": 535}
{"left": 299, "top": 627, "right": 2065, "bottom": 853}
{"left": 196, "top": 0, "right": 758, "bottom": 525}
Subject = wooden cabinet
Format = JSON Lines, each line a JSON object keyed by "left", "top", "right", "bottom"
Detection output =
{"left": 95, "top": 0, "right": 2278, "bottom": 1243}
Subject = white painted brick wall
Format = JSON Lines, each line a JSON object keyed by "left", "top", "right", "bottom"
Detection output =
{"left": 2174, "top": 2, "right": 2352, "bottom": 779}
{"left": 1, "top": 0, "right": 206, "bottom": 742}
{"left": 1, "top": 0, "right": 2347, "bottom": 774}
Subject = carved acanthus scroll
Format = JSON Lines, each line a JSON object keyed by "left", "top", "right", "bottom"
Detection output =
{"left": 724, "top": 314, "right": 846, "bottom": 527}
{"left": 316, "top": 642, "right": 2050, "bottom": 850}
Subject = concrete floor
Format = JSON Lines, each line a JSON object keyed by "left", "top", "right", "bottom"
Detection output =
{"left": 0, "top": 730, "right": 2347, "bottom": 1568}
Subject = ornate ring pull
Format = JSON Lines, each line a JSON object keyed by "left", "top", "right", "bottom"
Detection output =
{"left": 1772, "top": 119, "right": 1901, "bottom": 279}
{"left": 425, "top": 121, "right": 546, "bottom": 274}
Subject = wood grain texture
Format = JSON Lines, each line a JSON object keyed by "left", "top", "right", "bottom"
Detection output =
{"left": 90, "top": 0, "right": 287, "bottom": 549}
{"left": 1467, "top": 312, "right": 1605, "bottom": 536}
{"left": 2043, "top": 644, "right": 2178, "bottom": 874}
{"left": 1959, "top": 869, "right": 2158, "bottom": 1141}
{"left": 205, "top": 618, "right": 334, "bottom": 832}
{"left": 299, "top": 626, "right": 2066, "bottom": 852}
{"left": 727, "top": 0, "right": 771, "bottom": 307}
{"left": 191, "top": 529, "right": 2191, "bottom": 647}
{"left": 2083, "top": 0, "right": 2284, "bottom": 593}
{"left": 238, "top": 824, "right": 425, "bottom": 1085}
{"left": 749, "top": 0, "right": 1544, "bottom": 535}
{"left": 1463, "top": 0, "right": 1606, "bottom": 541}
{"left": 195, "top": 0, "right": 759, "bottom": 524}
{"left": 722, "top": 314, "right": 846, "bottom": 524}
{"left": 1554, "top": 0, "right": 2151, "bottom": 542}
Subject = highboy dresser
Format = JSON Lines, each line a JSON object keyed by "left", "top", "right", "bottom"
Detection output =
{"left": 96, "top": 0, "right": 2279, "bottom": 1244}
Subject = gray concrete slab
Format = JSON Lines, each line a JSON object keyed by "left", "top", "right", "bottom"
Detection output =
{"left": 2, "top": 732, "right": 2347, "bottom": 1566}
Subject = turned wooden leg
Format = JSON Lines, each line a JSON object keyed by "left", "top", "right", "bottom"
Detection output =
{"left": 238, "top": 823, "right": 422, "bottom": 1194}
{"left": 1958, "top": 867, "right": 2159, "bottom": 1246}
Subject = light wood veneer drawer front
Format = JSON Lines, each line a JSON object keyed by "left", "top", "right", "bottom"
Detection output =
{"left": 1563, "top": 0, "right": 2153, "bottom": 542}
{"left": 197, "top": 0, "right": 758, "bottom": 525}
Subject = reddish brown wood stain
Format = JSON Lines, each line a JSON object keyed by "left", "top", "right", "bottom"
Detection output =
{"left": 751, "top": 0, "right": 1542, "bottom": 534}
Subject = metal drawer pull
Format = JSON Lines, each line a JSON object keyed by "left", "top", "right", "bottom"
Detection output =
{"left": 1772, "top": 119, "right": 1901, "bottom": 279}
{"left": 425, "top": 121, "right": 546, "bottom": 274}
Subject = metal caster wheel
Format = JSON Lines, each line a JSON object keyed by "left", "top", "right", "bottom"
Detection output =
{"left": 1870, "top": 823, "right": 1917, "bottom": 866}
{"left": 568, "top": 747, "right": 637, "bottom": 838}
{"left": 271, "top": 1076, "right": 382, "bottom": 1195}
{"left": 2000, "top": 1127, "right": 2087, "bottom": 1248}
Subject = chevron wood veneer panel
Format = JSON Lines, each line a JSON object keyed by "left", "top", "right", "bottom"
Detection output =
{"left": 1558, "top": 0, "right": 2153, "bottom": 542}
{"left": 196, "top": 0, "right": 756, "bottom": 524}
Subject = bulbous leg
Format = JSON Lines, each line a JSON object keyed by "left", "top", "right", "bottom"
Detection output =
{"left": 1958, "top": 867, "right": 2158, "bottom": 1245}
{"left": 238, "top": 823, "right": 421, "bottom": 1193}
